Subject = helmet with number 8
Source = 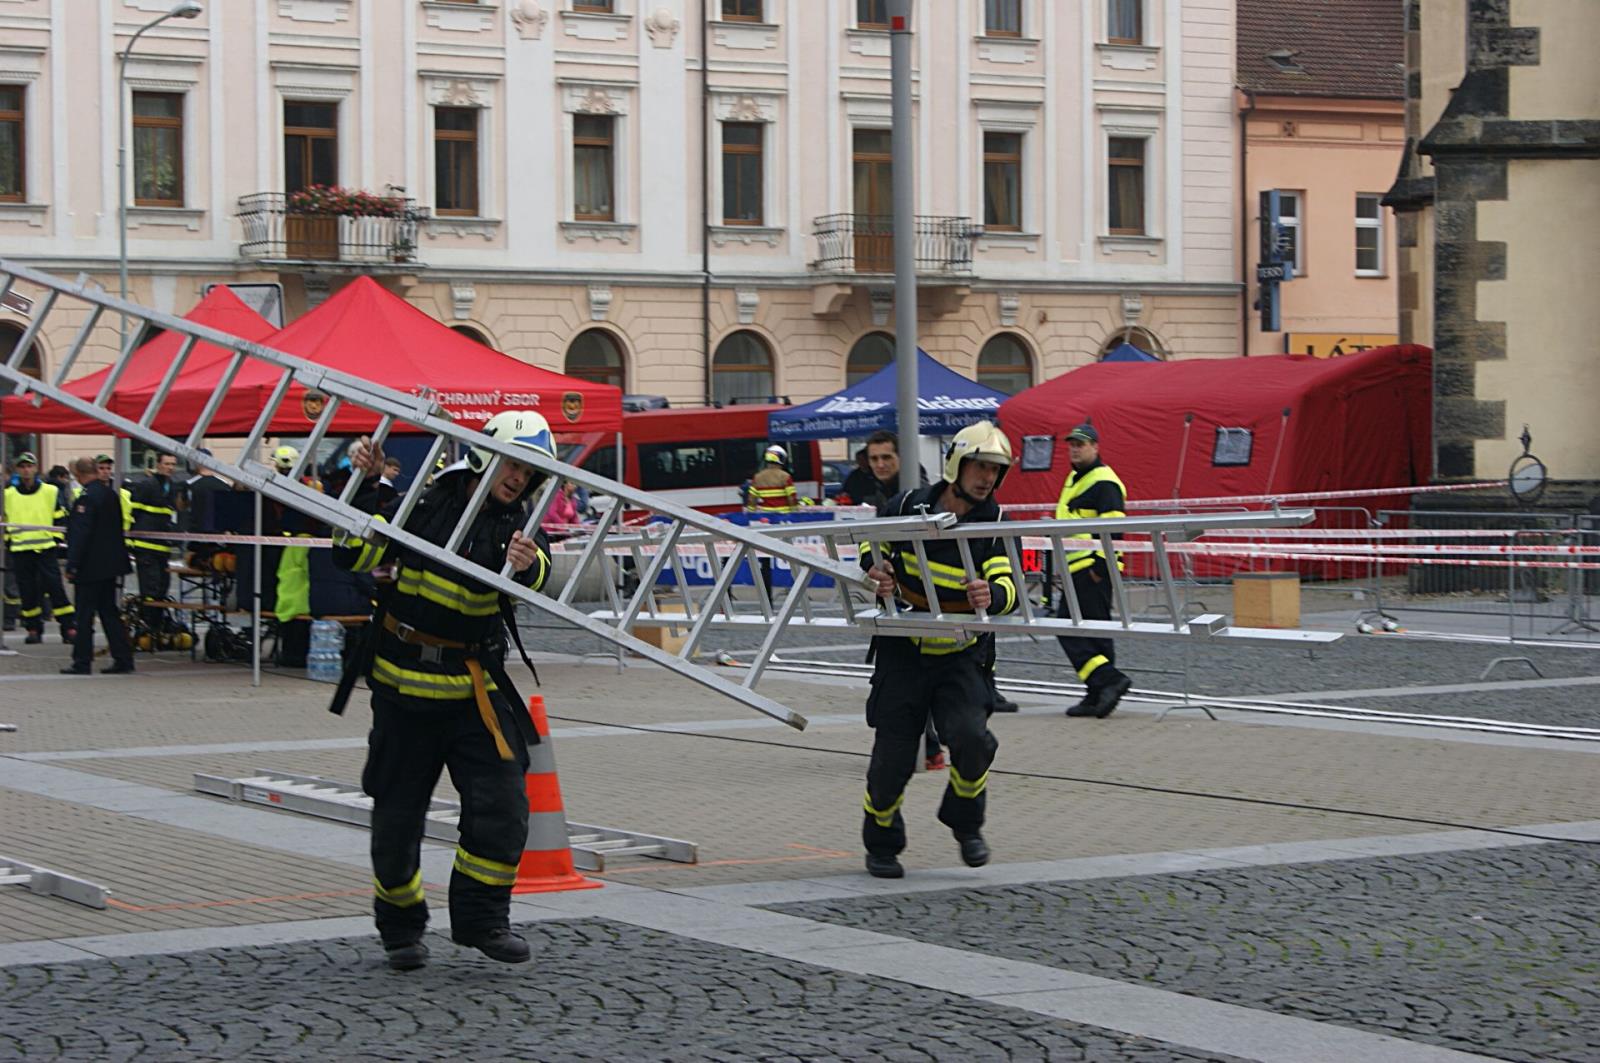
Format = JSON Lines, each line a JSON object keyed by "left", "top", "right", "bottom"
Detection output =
{"left": 468, "top": 410, "right": 557, "bottom": 475}
{"left": 942, "top": 420, "right": 1013, "bottom": 490}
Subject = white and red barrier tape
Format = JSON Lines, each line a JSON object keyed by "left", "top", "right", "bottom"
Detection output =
{"left": 1001, "top": 480, "right": 1504, "bottom": 514}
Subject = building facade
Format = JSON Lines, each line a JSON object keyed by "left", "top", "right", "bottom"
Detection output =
{"left": 2, "top": 0, "right": 1244, "bottom": 466}
{"left": 1386, "top": 0, "right": 1600, "bottom": 489}
{"left": 1236, "top": 0, "right": 1403, "bottom": 358}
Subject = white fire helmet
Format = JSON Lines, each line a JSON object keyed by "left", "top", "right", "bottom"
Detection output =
{"left": 942, "top": 420, "right": 1013, "bottom": 488}
{"left": 763, "top": 444, "right": 789, "bottom": 466}
{"left": 468, "top": 410, "right": 557, "bottom": 475}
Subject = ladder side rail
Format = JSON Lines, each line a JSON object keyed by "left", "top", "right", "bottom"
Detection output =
{"left": 556, "top": 502, "right": 620, "bottom": 606}
{"left": 133, "top": 334, "right": 197, "bottom": 421}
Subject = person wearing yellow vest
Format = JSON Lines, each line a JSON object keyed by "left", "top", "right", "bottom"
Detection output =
{"left": 858, "top": 421, "right": 1020, "bottom": 879}
{"left": 1054, "top": 422, "right": 1133, "bottom": 719}
{"left": 331, "top": 411, "right": 555, "bottom": 972}
{"left": 3, "top": 452, "right": 75, "bottom": 644}
{"left": 127, "top": 452, "right": 179, "bottom": 637}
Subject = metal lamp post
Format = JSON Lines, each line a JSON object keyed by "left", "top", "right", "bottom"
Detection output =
{"left": 117, "top": 0, "right": 203, "bottom": 343}
{"left": 886, "top": 0, "right": 919, "bottom": 476}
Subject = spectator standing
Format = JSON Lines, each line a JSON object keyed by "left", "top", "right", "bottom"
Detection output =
{"left": 3, "top": 452, "right": 75, "bottom": 644}
{"left": 542, "top": 479, "right": 581, "bottom": 540}
{"left": 839, "top": 447, "right": 877, "bottom": 507}
{"left": 62, "top": 456, "right": 134, "bottom": 675}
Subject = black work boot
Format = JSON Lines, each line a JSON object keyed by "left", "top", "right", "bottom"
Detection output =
{"left": 956, "top": 833, "right": 990, "bottom": 868}
{"left": 1092, "top": 675, "right": 1133, "bottom": 719}
{"left": 991, "top": 695, "right": 1020, "bottom": 713}
{"left": 23, "top": 630, "right": 42, "bottom": 645}
{"left": 385, "top": 939, "right": 430, "bottom": 971}
{"left": 453, "top": 927, "right": 531, "bottom": 963}
{"left": 864, "top": 852, "right": 905, "bottom": 879}
{"left": 1064, "top": 695, "right": 1097, "bottom": 717}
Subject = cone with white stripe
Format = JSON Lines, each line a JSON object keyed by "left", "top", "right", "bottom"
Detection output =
{"left": 512, "top": 695, "right": 602, "bottom": 894}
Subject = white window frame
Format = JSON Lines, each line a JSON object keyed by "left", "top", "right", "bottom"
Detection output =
{"left": 123, "top": 56, "right": 202, "bottom": 211}
{"left": 560, "top": 81, "right": 634, "bottom": 235}
{"left": 273, "top": 64, "right": 355, "bottom": 197}
{"left": 1106, "top": 0, "right": 1143, "bottom": 45}
{"left": 1355, "top": 193, "right": 1385, "bottom": 277}
{"left": 1276, "top": 189, "right": 1304, "bottom": 275}
{"left": 710, "top": 92, "right": 782, "bottom": 235}
{"left": 975, "top": 100, "right": 1039, "bottom": 237}
{"left": 983, "top": 0, "right": 1025, "bottom": 38}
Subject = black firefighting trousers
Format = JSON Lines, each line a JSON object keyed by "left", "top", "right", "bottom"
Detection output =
{"left": 1055, "top": 558, "right": 1126, "bottom": 691}
{"left": 362, "top": 687, "right": 530, "bottom": 946}
{"left": 862, "top": 638, "right": 998, "bottom": 856}
{"left": 14, "top": 549, "right": 72, "bottom": 634}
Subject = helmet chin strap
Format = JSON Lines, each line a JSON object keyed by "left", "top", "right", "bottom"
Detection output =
{"left": 950, "top": 465, "right": 987, "bottom": 507}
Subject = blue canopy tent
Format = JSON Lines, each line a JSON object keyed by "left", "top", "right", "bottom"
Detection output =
{"left": 768, "top": 349, "right": 1007, "bottom": 440}
{"left": 1100, "top": 342, "right": 1162, "bottom": 363}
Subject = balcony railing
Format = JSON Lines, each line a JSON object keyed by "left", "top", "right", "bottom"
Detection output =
{"left": 811, "top": 213, "right": 979, "bottom": 276}
{"left": 237, "top": 193, "right": 429, "bottom": 265}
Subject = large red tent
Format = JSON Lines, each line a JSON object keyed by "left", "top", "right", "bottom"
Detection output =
{"left": 5, "top": 277, "right": 622, "bottom": 438}
{"left": 997, "top": 346, "right": 1433, "bottom": 575}
{"left": 0, "top": 285, "right": 277, "bottom": 434}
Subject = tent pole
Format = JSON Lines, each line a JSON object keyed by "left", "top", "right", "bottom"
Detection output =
{"left": 252, "top": 489, "right": 262, "bottom": 688}
{"left": 888, "top": 0, "right": 919, "bottom": 477}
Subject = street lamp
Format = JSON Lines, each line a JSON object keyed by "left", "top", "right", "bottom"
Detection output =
{"left": 117, "top": 1, "right": 203, "bottom": 341}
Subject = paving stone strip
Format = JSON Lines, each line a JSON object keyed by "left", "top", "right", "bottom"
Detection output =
{"left": 769, "top": 842, "right": 1600, "bottom": 1063}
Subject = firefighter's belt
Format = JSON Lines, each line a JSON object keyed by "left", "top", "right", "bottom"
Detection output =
{"left": 382, "top": 613, "right": 525, "bottom": 762}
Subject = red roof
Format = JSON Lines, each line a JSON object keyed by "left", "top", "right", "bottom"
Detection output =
{"left": 1238, "top": 0, "right": 1405, "bottom": 100}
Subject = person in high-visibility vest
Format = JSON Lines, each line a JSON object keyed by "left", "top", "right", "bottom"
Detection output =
{"left": 331, "top": 411, "right": 555, "bottom": 973}
{"left": 745, "top": 444, "right": 799, "bottom": 514}
{"left": 1053, "top": 422, "right": 1133, "bottom": 719}
{"left": 127, "top": 452, "right": 179, "bottom": 637}
{"left": 858, "top": 421, "right": 1020, "bottom": 879}
{"left": 3, "top": 452, "right": 75, "bottom": 644}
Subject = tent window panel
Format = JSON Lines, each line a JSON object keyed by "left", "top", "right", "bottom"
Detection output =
{"left": 1021, "top": 435, "right": 1054, "bottom": 472}
{"left": 1212, "top": 427, "right": 1253, "bottom": 467}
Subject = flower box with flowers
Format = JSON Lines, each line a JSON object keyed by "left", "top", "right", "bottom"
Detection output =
{"left": 284, "top": 186, "right": 405, "bottom": 260}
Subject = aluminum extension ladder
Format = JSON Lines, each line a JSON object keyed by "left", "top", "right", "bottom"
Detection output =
{"left": 0, "top": 853, "right": 110, "bottom": 909}
{"left": 192, "top": 770, "right": 696, "bottom": 873}
{"left": 0, "top": 259, "right": 881, "bottom": 729}
{"left": 0, "top": 261, "right": 1336, "bottom": 733}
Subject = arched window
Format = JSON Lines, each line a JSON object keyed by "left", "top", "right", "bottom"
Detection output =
{"left": 1, "top": 322, "right": 41, "bottom": 459}
{"left": 976, "top": 332, "right": 1033, "bottom": 396}
{"left": 846, "top": 331, "right": 894, "bottom": 386}
{"left": 1097, "top": 326, "right": 1166, "bottom": 361}
{"left": 451, "top": 325, "right": 493, "bottom": 348}
{"left": 711, "top": 330, "right": 774, "bottom": 405}
{"left": 564, "top": 328, "right": 625, "bottom": 390}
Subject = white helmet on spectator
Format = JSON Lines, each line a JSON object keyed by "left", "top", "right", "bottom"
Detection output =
{"left": 764, "top": 444, "right": 789, "bottom": 467}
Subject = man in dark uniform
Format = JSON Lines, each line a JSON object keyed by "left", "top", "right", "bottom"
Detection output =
{"left": 127, "top": 452, "right": 179, "bottom": 637}
{"left": 3, "top": 452, "right": 75, "bottom": 644}
{"left": 333, "top": 411, "right": 555, "bottom": 972}
{"left": 859, "top": 420, "right": 1019, "bottom": 878}
{"left": 1054, "top": 423, "right": 1133, "bottom": 718}
{"left": 62, "top": 456, "right": 134, "bottom": 675}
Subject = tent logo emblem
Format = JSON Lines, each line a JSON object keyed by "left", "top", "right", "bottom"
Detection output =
{"left": 301, "top": 388, "right": 329, "bottom": 422}
{"left": 561, "top": 391, "right": 584, "bottom": 423}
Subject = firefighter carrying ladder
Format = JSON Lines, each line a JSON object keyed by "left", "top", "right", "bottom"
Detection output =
{"left": 0, "top": 260, "right": 1337, "bottom": 733}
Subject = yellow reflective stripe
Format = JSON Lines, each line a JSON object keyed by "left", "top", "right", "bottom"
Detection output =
{"left": 395, "top": 566, "right": 499, "bottom": 616}
{"left": 897, "top": 553, "right": 969, "bottom": 591}
{"left": 948, "top": 765, "right": 989, "bottom": 799}
{"left": 990, "top": 574, "right": 1018, "bottom": 615}
{"left": 528, "top": 545, "right": 550, "bottom": 592}
{"left": 52, "top": 604, "right": 75, "bottom": 618}
{"left": 1067, "top": 554, "right": 1125, "bottom": 573}
{"left": 19, "top": 606, "right": 42, "bottom": 618}
{"left": 1077, "top": 654, "right": 1110, "bottom": 681}
{"left": 370, "top": 656, "right": 498, "bottom": 699}
{"left": 335, "top": 516, "right": 389, "bottom": 573}
{"left": 453, "top": 847, "right": 517, "bottom": 887}
{"left": 863, "top": 790, "right": 905, "bottom": 828}
{"left": 128, "top": 501, "right": 175, "bottom": 516}
{"left": 913, "top": 635, "right": 979, "bottom": 655}
{"left": 374, "top": 870, "right": 425, "bottom": 908}
{"left": 127, "top": 539, "right": 170, "bottom": 552}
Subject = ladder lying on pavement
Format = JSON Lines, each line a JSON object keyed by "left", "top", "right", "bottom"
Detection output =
{"left": 0, "top": 853, "right": 110, "bottom": 909}
{"left": 0, "top": 260, "right": 1336, "bottom": 734}
{"left": 193, "top": 769, "right": 696, "bottom": 873}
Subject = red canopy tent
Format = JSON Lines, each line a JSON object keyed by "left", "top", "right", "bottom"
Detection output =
{"left": 997, "top": 346, "right": 1433, "bottom": 575}
{"left": 0, "top": 285, "right": 277, "bottom": 433}
{"left": 5, "top": 277, "right": 622, "bottom": 438}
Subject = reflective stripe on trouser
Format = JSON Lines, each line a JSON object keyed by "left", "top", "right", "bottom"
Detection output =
{"left": 374, "top": 869, "right": 425, "bottom": 908}
{"left": 13, "top": 551, "right": 71, "bottom": 632}
{"left": 1055, "top": 561, "right": 1121, "bottom": 691}
{"left": 364, "top": 688, "right": 530, "bottom": 944}
{"left": 862, "top": 640, "right": 998, "bottom": 856}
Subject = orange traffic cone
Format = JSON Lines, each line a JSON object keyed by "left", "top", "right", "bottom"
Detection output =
{"left": 512, "top": 695, "right": 602, "bottom": 894}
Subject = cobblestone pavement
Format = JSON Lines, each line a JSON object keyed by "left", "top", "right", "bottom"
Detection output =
{"left": 771, "top": 842, "right": 1600, "bottom": 1063}
{"left": 1335, "top": 688, "right": 1599, "bottom": 728}
{"left": 0, "top": 918, "right": 1244, "bottom": 1063}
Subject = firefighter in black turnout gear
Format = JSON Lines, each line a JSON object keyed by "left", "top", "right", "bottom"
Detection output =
{"left": 128, "top": 453, "right": 180, "bottom": 637}
{"left": 859, "top": 421, "right": 1019, "bottom": 878}
{"left": 332, "top": 411, "right": 555, "bottom": 972}
{"left": 1054, "top": 422, "right": 1133, "bottom": 718}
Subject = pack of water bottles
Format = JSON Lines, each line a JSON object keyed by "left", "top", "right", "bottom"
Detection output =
{"left": 306, "top": 619, "right": 346, "bottom": 683}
